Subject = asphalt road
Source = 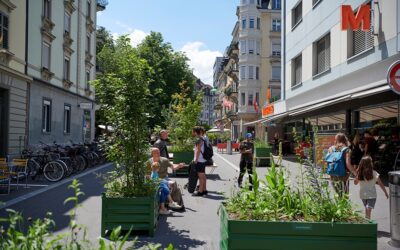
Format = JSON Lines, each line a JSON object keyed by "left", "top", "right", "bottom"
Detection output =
{"left": 0, "top": 151, "right": 399, "bottom": 249}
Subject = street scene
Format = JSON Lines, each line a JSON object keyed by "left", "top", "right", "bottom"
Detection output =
{"left": 1, "top": 0, "right": 400, "bottom": 249}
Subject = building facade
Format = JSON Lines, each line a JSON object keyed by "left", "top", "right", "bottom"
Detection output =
{"left": 0, "top": 0, "right": 32, "bottom": 156}
{"left": 265, "top": 0, "right": 400, "bottom": 148}
{"left": 26, "top": 0, "right": 106, "bottom": 146}
{"left": 216, "top": 0, "right": 281, "bottom": 140}
{"left": 195, "top": 78, "right": 216, "bottom": 126}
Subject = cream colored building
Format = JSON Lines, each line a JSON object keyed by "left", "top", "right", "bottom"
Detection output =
{"left": 0, "top": 0, "right": 32, "bottom": 156}
{"left": 218, "top": 0, "right": 281, "bottom": 140}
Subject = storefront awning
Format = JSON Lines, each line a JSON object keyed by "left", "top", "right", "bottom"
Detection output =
{"left": 244, "top": 112, "right": 288, "bottom": 126}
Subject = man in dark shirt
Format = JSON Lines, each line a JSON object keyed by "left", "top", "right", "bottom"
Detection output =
{"left": 153, "top": 130, "right": 169, "bottom": 158}
{"left": 238, "top": 133, "right": 254, "bottom": 188}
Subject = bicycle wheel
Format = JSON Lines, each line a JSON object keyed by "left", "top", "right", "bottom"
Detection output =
{"left": 27, "top": 158, "right": 41, "bottom": 179}
{"left": 75, "top": 155, "right": 86, "bottom": 172}
{"left": 56, "top": 159, "right": 70, "bottom": 178}
{"left": 43, "top": 161, "right": 65, "bottom": 182}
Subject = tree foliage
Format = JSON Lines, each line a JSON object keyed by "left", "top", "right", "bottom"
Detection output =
{"left": 94, "top": 36, "right": 156, "bottom": 197}
{"left": 165, "top": 82, "right": 203, "bottom": 152}
{"left": 136, "top": 32, "right": 195, "bottom": 129}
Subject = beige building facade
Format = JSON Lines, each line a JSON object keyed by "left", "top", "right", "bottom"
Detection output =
{"left": 0, "top": 0, "right": 32, "bottom": 156}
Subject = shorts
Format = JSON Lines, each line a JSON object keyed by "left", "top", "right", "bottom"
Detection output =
{"left": 362, "top": 198, "right": 376, "bottom": 209}
{"left": 195, "top": 162, "right": 206, "bottom": 173}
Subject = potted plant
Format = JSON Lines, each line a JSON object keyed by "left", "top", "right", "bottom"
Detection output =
{"left": 220, "top": 140, "right": 377, "bottom": 249}
{"left": 166, "top": 82, "right": 202, "bottom": 172}
{"left": 94, "top": 36, "right": 159, "bottom": 237}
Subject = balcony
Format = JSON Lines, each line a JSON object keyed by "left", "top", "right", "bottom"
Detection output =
{"left": 64, "top": 0, "right": 76, "bottom": 13}
{"left": 86, "top": 18, "right": 95, "bottom": 33}
{"left": 96, "top": 0, "right": 108, "bottom": 11}
{"left": 63, "top": 32, "right": 74, "bottom": 56}
{"left": 41, "top": 17, "right": 55, "bottom": 42}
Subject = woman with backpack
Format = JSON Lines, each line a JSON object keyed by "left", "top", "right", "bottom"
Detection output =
{"left": 326, "top": 133, "right": 357, "bottom": 197}
{"left": 192, "top": 126, "right": 208, "bottom": 196}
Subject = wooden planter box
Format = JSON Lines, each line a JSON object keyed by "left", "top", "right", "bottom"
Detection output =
{"left": 173, "top": 151, "right": 193, "bottom": 175}
{"left": 220, "top": 205, "right": 377, "bottom": 250}
{"left": 101, "top": 192, "right": 159, "bottom": 237}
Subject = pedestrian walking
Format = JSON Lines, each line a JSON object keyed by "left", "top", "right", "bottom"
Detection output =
{"left": 325, "top": 132, "right": 357, "bottom": 197}
{"left": 354, "top": 156, "right": 389, "bottom": 219}
{"left": 350, "top": 133, "right": 363, "bottom": 170}
{"left": 238, "top": 133, "right": 254, "bottom": 189}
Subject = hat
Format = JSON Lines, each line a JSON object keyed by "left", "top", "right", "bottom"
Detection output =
{"left": 246, "top": 133, "right": 252, "bottom": 139}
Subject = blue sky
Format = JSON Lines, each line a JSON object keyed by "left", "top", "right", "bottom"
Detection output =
{"left": 97, "top": 0, "right": 238, "bottom": 85}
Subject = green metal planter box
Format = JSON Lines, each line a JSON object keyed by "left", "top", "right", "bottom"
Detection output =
{"left": 101, "top": 192, "right": 159, "bottom": 237}
{"left": 254, "top": 147, "right": 272, "bottom": 157}
{"left": 219, "top": 205, "right": 377, "bottom": 250}
{"left": 254, "top": 147, "right": 272, "bottom": 167}
{"left": 173, "top": 151, "right": 193, "bottom": 175}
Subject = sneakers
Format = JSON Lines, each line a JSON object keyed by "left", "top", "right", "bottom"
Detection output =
{"left": 169, "top": 202, "right": 182, "bottom": 210}
{"left": 159, "top": 209, "right": 170, "bottom": 215}
{"left": 192, "top": 190, "right": 208, "bottom": 196}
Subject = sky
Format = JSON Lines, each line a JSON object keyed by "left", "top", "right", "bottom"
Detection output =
{"left": 97, "top": 0, "right": 238, "bottom": 85}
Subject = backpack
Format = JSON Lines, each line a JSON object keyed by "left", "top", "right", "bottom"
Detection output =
{"left": 201, "top": 137, "right": 214, "bottom": 161}
{"left": 325, "top": 146, "right": 348, "bottom": 177}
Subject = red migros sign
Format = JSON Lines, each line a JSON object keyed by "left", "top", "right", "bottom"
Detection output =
{"left": 341, "top": 4, "right": 371, "bottom": 31}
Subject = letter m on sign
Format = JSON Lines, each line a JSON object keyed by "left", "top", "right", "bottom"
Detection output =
{"left": 341, "top": 4, "right": 371, "bottom": 31}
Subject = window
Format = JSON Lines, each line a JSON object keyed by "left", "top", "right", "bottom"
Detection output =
{"left": 256, "top": 41, "right": 260, "bottom": 55}
{"left": 292, "top": 1, "right": 302, "bottom": 29}
{"left": 272, "top": 43, "right": 281, "bottom": 56}
{"left": 272, "top": 0, "right": 281, "bottom": 9}
{"left": 63, "top": 57, "right": 70, "bottom": 80}
{"left": 351, "top": 4, "right": 373, "bottom": 57}
{"left": 64, "top": 105, "right": 71, "bottom": 134}
{"left": 241, "top": 93, "right": 246, "bottom": 106}
{"left": 86, "top": 1, "right": 91, "bottom": 18}
{"left": 248, "top": 40, "right": 255, "bottom": 54}
{"left": 240, "top": 40, "right": 246, "bottom": 54}
{"left": 248, "top": 94, "right": 253, "bottom": 106}
{"left": 292, "top": 54, "right": 302, "bottom": 86}
{"left": 313, "top": 0, "right": 322, "bottom": 7}
{"left": 256, "top": 67, "right": 259, "bottom": 80}
{"left": 255, "top": 93, "right": 259, "bottom": 105}
{"left": 272, "top": 19, "right": 281, "bottom": 31}
{"left": 64, "top": 12, "right": 71, "bottom": 34}
{"left": 86, "top": 71, "right": 90, "bottom": 89}
{"left": 0, "top": 12, "right": 9, "bottom": 49}
{"left": 43, "top": 0, "right": 51, "bottom": 19}
{"left": 86, "top": 34, "right": 90, "bottom": 53}
{"left": 256, "top": 17, "right": 260, "bottom": 29}
{"left": 240, "top": 66, "right": 246, "bottom": 79}
{"left": 315, "top": 33, "right": 330, "bottom": 75}
{"left": 249, "top": 18, "right": 255, "bottom": 29}
{"left": 249, "top": 0, "right": 255, "bottom": 4}
{"left": 248, "top": 66, "right": 254, "bottom": 79}
{"left": 272, "top": 66, "right": 281, "bottom": 80}
{"left": 42, "top": 42, "right": 51, "bottom": 70}
{"left": 242, "top": 18, "right": 246, "bottom": 29}
{"left": 42, "top": 99, "right": 51, "bottom": 133}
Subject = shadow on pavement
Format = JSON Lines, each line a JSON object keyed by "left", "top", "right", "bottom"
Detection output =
{"left": 378, "top": 230, "right": 391, "bottom": 238}
{"left": 134, "top": 217, "right": 206, "bottom": 249}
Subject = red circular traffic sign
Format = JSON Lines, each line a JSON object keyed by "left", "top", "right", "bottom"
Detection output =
{"left": 388, "top": 61, "right": 400, "bottom": 95}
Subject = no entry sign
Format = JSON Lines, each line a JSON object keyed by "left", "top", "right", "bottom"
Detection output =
{"left": 388, "top": 61, "right": 400, "bottom": 95}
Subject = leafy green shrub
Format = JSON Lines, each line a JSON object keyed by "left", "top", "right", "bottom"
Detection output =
{"left": 166, "top": 82, "right": 203, "bottom": 152}
{"left": 0, "top": 180, "right": 175, "bottom": 250}
{"left": 254, "top": 139, "right": 271, "bottom": 148}
{"left": 225, "top": 144, "right": 365, "bottom": 223}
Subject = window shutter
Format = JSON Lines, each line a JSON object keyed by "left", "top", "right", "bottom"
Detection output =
{"left": 352, "top": 4, "right": 374, "bottom": 56}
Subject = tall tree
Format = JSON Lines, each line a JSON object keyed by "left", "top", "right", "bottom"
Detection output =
{"left": 136, "top": 32, "right": 195, "bottom": 129}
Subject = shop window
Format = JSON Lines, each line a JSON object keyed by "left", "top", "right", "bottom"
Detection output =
{"left": 42, "top": 99, "right": 51, "bottom": 133}
{"left": 292, "top": 1, "right": 302, "bottom": 29}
